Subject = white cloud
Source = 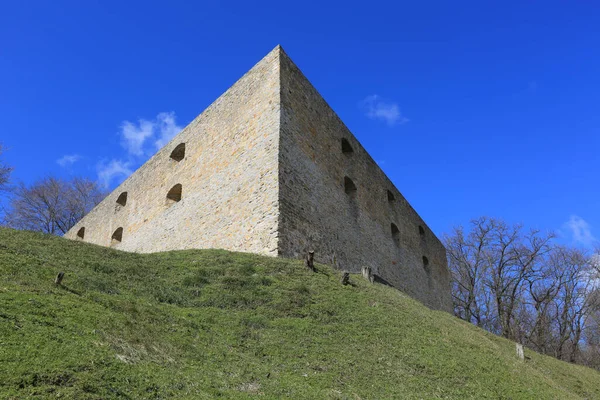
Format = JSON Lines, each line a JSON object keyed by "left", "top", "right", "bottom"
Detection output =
{"left": 154, "top": 112, "right": 183, "bottom": 149}
{"left": 564, "top": 215, "right": 597, "bottom": 247}
{"left": 119, "top": 112, "right": 183, "bottom": 157}
{"left": 94, "top": 112, "right": 182, "bottom": 189}
{"left": 97, "top": 159, "right": 133, "bottom": 188}
{"left": 120, "top": 119, "right": 154, "bottom": 157}
{"left": 56, "top": 154, "right": 81, "bottom": 167}
{"left": 361, "top": 95, "right": 408, "bottom": 126}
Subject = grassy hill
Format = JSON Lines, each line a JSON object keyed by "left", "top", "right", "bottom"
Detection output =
{"left": 1, "top": 228, "right": 599, "bottom": 399}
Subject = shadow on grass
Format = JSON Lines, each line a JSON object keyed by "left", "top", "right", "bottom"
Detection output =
{"left": 373, "top": 275, "right": 393, "bottom": 288}
{"left": 58, "top": 285, "right": 82, "bottom": 296}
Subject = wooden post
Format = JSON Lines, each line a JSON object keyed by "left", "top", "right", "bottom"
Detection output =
{"left": 341, "top": 271, "right": 350, "bottom": 285}
{"left": 305, "top": 250, "right": 315, "bottom": 272}
{"left": 55, "top": 271, "right": 65, "bottom": 286}
{"left": 516, "top": 343, "right": 524, "bottom": 361}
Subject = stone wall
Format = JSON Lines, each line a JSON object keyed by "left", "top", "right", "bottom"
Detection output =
{"left": 65, "top": 45, "right": 452, "bottom": 312}
{"left": 64, "top": 48, "right": 281, "bottom": 256}
{"left": 277, "top": 49, "right": 452, "bottom": 312}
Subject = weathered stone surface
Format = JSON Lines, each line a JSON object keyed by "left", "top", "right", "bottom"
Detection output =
{"left": 277, "top": 48, "right": 451, "bottom": 311}
{"left": 64, "top": 45, "right": 452, "bottom": 312}
{"left": 516, "top": 343, "right": 525, "bottom": 360}
{"left": 65, "top": 48, "right": 281, "bottom": 256}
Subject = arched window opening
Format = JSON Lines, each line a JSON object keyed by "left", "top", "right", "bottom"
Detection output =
{"left": 76, "top": 227, "right": 85, "bottom": 240}
{"left": 166, "top": 183, "right": 183, "bottom": 204}
{"left": 387, "top": 190, "right": 395, "bottom": 202}
{"left": 419, "top": 225, "right": 425, "bottom": 236}
{"left": 341, "top": 138, "right": 354, "bottom": 154}
{"left": 170, "top": 143, "right": 186, "bottom": 161}
{"left": 344, "top": 176, "right": 357, "bottom": 197}
{"left": 391, "top": 223, "right": 400, "bottom": 245}
{"left": 116, "top": 191, "right": 128, "bottom": 207}
{"left": 111, "top": 227, "right": 123, "bottom": 244}
{"left": 422, "top": 256, "right": 430, "bottom": 273}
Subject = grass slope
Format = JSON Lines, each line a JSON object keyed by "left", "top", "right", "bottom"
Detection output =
{"left": 1, "top": 228, "right": 599, "bottom": 399}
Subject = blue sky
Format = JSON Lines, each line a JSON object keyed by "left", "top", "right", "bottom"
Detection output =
{"left": 1, "top": 1, "right": 598, "bottom": 247}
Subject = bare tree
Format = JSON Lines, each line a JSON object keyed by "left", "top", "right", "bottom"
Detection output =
{"left": 489, "top": 224, "right": 554, "bottom": 340}
{"left": 522, "top": 247, "right": 595, "bottom": 361}
{"left": 444, "top": 218, "right": 494, "bottom": 328}
{"left": 444, "top": 217, "right": 554, "bottom": 338}
{"left": 5, "top": 176, "right": 105, "bottom": 235}
{"left": 0, "top": 144, "right": 14, "bottom": 224}
{"left": 0, "top": 143, "right": 12, "bottom": 194}
{"left": 446, "top": 216, "right": 600, "bottom": 370}
{"left": 524, "top": 257, "right": 563, "bottom": 354}
{"left": 552, "top": 248, "right": 590, "bottom": 361}
{"left": 581, "top": 290, "right": 600, "bottom": 369}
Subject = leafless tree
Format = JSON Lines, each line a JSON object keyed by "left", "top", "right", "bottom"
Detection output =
{"left": 446, "top": 216, "right": 600, "bottom": 369}
{"left": 0, "top": 144, "right": 12, "bottom": 194}
{"left": 552, "top": 248, "right": 590, "bottom": 361}
{"left": 0, "top": 144, "right": 13, "bottom": 224}
{"left": 489, "top": 224, "right": 554, "bottom": 340}
{"left": 524, "top": 256, "right": 563, "bottom": 354}
{"left": 4, "top": 176, "right": 105, "bottom": 235}
{"left": 522, "top": 247, "right": 595, "bottom": 361}
{"left": 444, "top": 218, "right": 494, "bottom": 328}
{"left": 444, "top": 217, "right": 554, "bottom": 338}
{"left": 577, "top": 252, "right": 600, "bottom": 367}
{"left": 581, "top": 292, "right": 600, "bottom": 369}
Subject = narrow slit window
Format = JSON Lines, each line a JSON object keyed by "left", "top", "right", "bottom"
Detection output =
{"left": 76, "top": 227, "right": 85, "bottom": 239}
{"left": 387, "top": 190, "right": 395, "bottom": 202}
{"left": 422, "top": 256, "right": 430, "bottom": 273}
{"left": 170, "top": 143, "right": 186, "bottom": 161}
{"left": 391, "top": 223, "right": 400, "bottom": 245}
{"left": 116, "top": 191, "right": 128, "bottom": 206}
{"left": 341, "top": 138, "right": 354, "bottom": 154}
{"left": 166, "top": 183, "right": 183, "bottom": 203}
{"left": 419, "top": 225, "right": 425, "bottom": 236}
{"left": 344, "top": 176, "right": 357, "bottom": 196}
{"left": 111, "top": 227, "right": 123, "bottom": 244}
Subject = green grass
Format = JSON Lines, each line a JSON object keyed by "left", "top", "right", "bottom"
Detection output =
{"left": 0, "top": 228, "right": 599, "bottom": 399}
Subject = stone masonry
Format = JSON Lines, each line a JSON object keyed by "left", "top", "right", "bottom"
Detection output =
{"left": 64, "top": 46, "right": 452, "bottom": 312}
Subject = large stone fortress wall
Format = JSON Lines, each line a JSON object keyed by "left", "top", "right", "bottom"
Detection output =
{"left": 64, "top": 49, "right": 281, "bottom": 255}
{"left": 65, "top": 46, "right": 452, "bottom": 312}
{"left": 277, "top": 50, "right": 451, "bottom": 312}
